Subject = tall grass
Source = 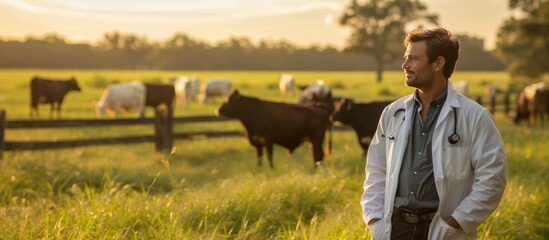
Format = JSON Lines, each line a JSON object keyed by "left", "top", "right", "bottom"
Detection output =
{"left": 0, "top": 70, "right": 547, "bottom": 239}
{"left": 0, "top": 134, "right": 368, "bottom": 239}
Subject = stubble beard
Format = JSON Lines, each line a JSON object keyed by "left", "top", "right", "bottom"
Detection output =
{"left": 405, "top": 74, "right": 419, "bottom": 88}
{"left": 405, "top": 72, "right": 434, "bottom": 90}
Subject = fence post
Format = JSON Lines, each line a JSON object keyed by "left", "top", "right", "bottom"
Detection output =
{"left": 154, "top": 109, "right": 164, "bottom": 152}
{"left": 154, "top": 108, "right": 173, "bottom": 154}
{"left": 163, "top": 107, "right": 173, "bottom": 155}
{"left": 0, "top": 109, "right": 5, "bottom": 160}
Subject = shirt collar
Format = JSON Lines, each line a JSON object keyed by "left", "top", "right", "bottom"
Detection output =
{"left": 413, "top": 85, "right": 448, "bottom": 108}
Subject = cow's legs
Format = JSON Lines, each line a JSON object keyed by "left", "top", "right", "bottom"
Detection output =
{"left": 266, "top": 144, "right": 274, "bottom": 169}
{"left": 530, "top": 113, "right": 536, "bottom": 127}
{"left": 136, "top": 105, "right": 144, "bottom": 118}
{"left": 30, "top": 106, "right": 39, "bottom": 119}
{"left": 114, "top": 107, "right": 120, "bottom": 118}
{"left": 49, "top": 103, "right": 55, "bottom": 119}
{"left": 255, "top": 145, "right": 263, "bottom": 167}
{"left": 56, "top": 102, "right": 62, "bottom": 119}
{"left": 311, "top": 138, "right": 325, "bottom": 168}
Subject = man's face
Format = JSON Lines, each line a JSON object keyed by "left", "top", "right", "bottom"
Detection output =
{"left": 402, "top": 41, "right": 436, "bottom": 89}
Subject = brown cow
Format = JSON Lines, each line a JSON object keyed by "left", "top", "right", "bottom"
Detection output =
{"left": 215, "top": 89, "right": 332, "bottom": 168}
{"left": 514, "top": 82, "right": 549, "bottom": 126}
{"left": 30, "top": 76, "right": 81, "bottom": 119}
{"left": 144, "top": 83, "right": 176, "bottom": 110}
{"left": 333, "top": 98, "right": 392, "bottom": 156}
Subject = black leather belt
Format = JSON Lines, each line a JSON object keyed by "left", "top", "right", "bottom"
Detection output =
{"left": 392, "top": 208, "right": 436, "bottom": 223}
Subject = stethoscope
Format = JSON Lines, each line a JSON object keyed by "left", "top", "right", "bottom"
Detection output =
{"left": 382, "top": 107, "right": 460, "bottom": 144}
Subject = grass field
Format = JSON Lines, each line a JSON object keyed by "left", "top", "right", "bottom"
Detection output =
{"left": 0, "top": 69, "right": 547, "bottom": 239}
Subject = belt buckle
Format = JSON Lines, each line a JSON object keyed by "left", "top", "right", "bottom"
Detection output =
{"left": 404, "top": 212, "right": 419, "bottom": 223}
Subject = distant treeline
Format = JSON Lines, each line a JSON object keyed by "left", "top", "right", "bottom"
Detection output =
{"left": 0, "top": 32, "right": 505, "bottom": 71}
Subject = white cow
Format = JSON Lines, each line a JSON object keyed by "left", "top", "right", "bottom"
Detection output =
{"left": 199, "top": 79, "right": 232, "bottom": 104}
{"left": 279, "top": 74, "right": 295, "bottom": 97}
{"left": 96, "top": 82, "right": 146, "bottom": 119}
{"left": 299, "top": 79, "right": 332, "bottom": 104}
{"left": 173, "top": 75, "right": 200, "bottom": 107}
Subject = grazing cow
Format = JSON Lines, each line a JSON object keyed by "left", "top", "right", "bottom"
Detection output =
{"left": 172, "top": 76, "right": 200, "bottom": 107}
{"left": 298, "top": 79, "right": 332, "bottom": 105}
{"left": 215, "top": 90, "right": 332, "bottom": 168}
{"left": 333, "top": 97, "right": 392, "bottom": 155}
{"left": 279, "top": 74, "right": 295, "bottom": 97}
{"left": 144, "top": 83, "right": 176, "bottom": 110}
{"left": 30, "top": 76, "right": 81, "bottom": 119}
{"left": 514, "top": 82, "right": 549, "bottom": 126}
{"left": 96, "top": 82, "right": 146, "bottom": 118}
{"left": 199, "top": 79, "right": 232, "bottom": 104}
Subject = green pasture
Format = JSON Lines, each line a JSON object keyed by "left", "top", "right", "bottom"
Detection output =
{"left": 0, "top": 69, "right": 511, "bottom": 119}
{"left": 0, "top": 69, "right": 547, "bottom": 239}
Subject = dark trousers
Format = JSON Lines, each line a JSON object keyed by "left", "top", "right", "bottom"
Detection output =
{"left": 390, "top": 214, "right": 431, "bottom": 240}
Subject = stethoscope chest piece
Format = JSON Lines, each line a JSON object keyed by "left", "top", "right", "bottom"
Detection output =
{"left": 448, "top": 133, "right": 460, "bottom": 144}
{"left": 447, "top": 107, "right": 460, "bottom": 144}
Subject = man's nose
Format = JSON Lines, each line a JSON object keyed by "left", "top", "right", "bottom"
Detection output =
{"left": 402, "top": 60, "right": 409, "bottom": 70}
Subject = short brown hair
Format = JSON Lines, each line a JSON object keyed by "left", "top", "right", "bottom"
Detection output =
{"left": 404, "top": 28, "right": 460, "bottom": 78}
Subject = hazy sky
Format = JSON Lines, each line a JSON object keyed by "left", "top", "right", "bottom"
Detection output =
{"left": 0, "top": 0, "right": 510, "bottom": 50}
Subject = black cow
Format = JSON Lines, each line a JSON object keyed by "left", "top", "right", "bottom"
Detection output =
{"left": 144, "top": 83, "right": 176, "bottom": 109}
{"left": 30, "top": 76, "right": 81, "bottom": 119}
{"left": 333, "top": 97, "right": 392, "bottom": 155}
{"left": 216, "top": 90, "right": 332, "bottom": 168}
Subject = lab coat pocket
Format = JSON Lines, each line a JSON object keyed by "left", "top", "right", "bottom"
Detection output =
{"left": 440, "top": 218, "right": 459, "bottom": 239}
{"left": 430, "top": 217, "right": 459, "bottom": 240}
{"left": 442, "top": 147, "right": 471, "bottom": 179}
{"left": 368, "top": 220, "right": 386, "bottom": 240}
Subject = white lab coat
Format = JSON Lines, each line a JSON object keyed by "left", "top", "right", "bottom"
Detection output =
{"left": 361, "top": 85, "right": 507, "bottom": 239}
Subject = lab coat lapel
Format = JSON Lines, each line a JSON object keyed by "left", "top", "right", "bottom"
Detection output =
{"left": 388, "top": 97, "right": 415, "bottom": 178}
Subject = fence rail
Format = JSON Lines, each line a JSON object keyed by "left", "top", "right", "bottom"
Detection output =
{"left": 0, "top": 108, "right": 243, "bottom": 158}
{"left": 475, "top": 93, "right": 516, "bottom": 116}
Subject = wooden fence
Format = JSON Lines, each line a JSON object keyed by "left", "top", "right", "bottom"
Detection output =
{"left": 0, "top": 93, "right": 518, "bottom": 159}
{"left": 475, "top": 93, "right": 517, "bottom": 116}
{"left": 0, "top": 108, "right": 241, "bottom": 159}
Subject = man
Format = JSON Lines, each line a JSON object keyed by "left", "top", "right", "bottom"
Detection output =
{"left": 361, "top": 28, "right": 507, "bottom": 239}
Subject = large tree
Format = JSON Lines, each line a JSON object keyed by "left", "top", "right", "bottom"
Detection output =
{"left": 495, "top": 0, "right": 549, "bottom": 79}
{"left": 339, "top": 0, "right": 438, "bottom": 82}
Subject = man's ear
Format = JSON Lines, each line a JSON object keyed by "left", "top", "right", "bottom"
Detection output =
{"left": 434, "top": 56, "right": 446, "bottom": 72}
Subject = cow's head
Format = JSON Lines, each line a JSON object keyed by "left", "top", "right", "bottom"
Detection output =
{"left": 69, "top": 77, "right": 81, "bottom": 92}
{"left": 215, "top": 89, "right": 241, "bottom": 118}
{"left": 332, "top": 97, "right": 354, "bottom": 122}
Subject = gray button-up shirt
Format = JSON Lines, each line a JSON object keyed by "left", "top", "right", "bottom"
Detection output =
{"left": 394, "top": 88, "right": 447, "bottom": 213}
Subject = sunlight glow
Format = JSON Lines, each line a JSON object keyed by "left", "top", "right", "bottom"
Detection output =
{"left": 324, "top": 14, "right": 334, "bottom": 25}
{"left": 0, "top": 0, "right": 510, "bottom": 49}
